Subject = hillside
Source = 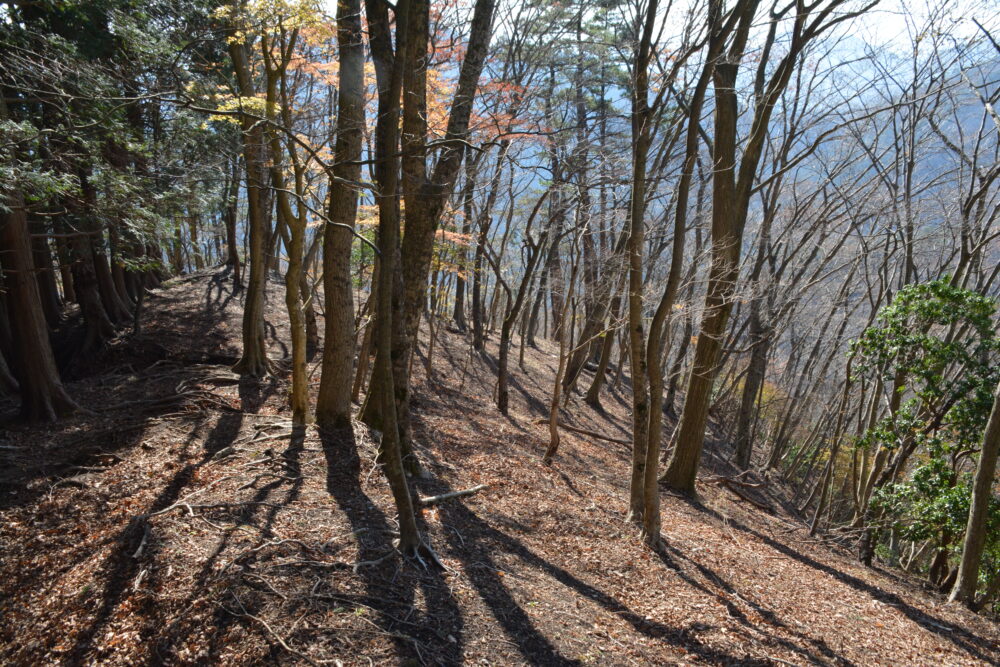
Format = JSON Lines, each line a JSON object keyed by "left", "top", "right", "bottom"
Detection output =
{"left": 1, "top": 269, "right": 998, "bottom": 666}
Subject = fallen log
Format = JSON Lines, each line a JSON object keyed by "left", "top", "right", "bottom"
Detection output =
{"left": 704, "top": 475, "right": 764, "bottom": 489}
{"left": 705, "top": 476, "right": 774, "bottom": 512}
{"left": 533, "top": 418, "right": 631, "bottom": 446}
{"left": 417, "top": 484, "right": 489, "bottom": 506}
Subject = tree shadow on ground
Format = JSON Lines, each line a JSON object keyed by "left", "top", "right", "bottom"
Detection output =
{"left": 733, "top": 519, "right": 999, "bottom": 663}
{"left": 204, "top": 265, "right": 239, "bottom": 313}
{"left": 475, "top": 349, "right": 549, "bottom": 417}
{"left": 419, "top": 473, "right": 779, "bottom": 666}
{"left": 678, "top": 494, "right": 998, "bottom": 664}
{"left": 320, "top": 426, "right": 465, "bottom": 664}
{"left": 63, "top": 375, "right": 282, "bottom": 663}
{"left": 655, "top": 544, "right": 850, "bottom": 665}
{"left": 172, "top": 423, "right": 309, "bottom": 664}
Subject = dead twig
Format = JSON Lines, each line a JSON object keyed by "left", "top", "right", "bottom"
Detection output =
{"left": 704, "top": 475, "right": 764, "bottom": 489}
{"left": 533, "top": 418, "right": 631, "bottom": 446}
{"left": 225, "top": 599, "right": 330, "bottom": 666}
{"left": 142, "top": 475, "right": 241, "bottom": 518}
{"left": 416, "top": 484, "right": 488, "bottom": 506}
{"left": 706, "top": 477, "right": 775, "bottom": 513}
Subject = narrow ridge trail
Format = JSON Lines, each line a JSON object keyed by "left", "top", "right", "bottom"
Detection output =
{"left": 1, "top": 270, "right": 997, "bottom": 666}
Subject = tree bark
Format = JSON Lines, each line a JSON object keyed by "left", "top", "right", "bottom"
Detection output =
{"left": 30, "top": 225, "right": 62, "bottom": 326}
{"left": 0, "top": 148, "right": 77, "bottom": 421}
{"left": 229, "top": 34, "right": 273, "bottom": 378}
{"left": 365, "top": 0, "right": 495, "bottom": 460}
{"left": 624, "top": 0, "right": 656, "bottom": 525}
{"left": 734, "top": 305, "right": 768, "bottom": 469}
{"left": 317, "top": 0, "right": 364, "bottom": 430}
{"left": 362, "top": 0, "right": 426, "bottom": 557}
{"left": 950, "top": 379, "right": 1000, "bottom": 607}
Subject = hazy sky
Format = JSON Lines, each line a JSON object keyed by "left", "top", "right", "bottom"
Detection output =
{"left": 314, "top": 0, "right": 995, "bottom": 52}
{"left": 852, "top": 0, "right": 992, "bottom": 50}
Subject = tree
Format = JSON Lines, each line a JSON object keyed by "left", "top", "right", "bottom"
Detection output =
{"left": 316, "top": 0, "right": 365, "bottom": 430}
{"left": 227, "top": 1, "right": 274, "bottom": 379}
{"left": 0, "top": 97, "right": 78, "bottom": 421}
{"left": 949, "top": 379, "right": 1000, "bottom": 607}
{"left": 362, "top": 0, "right": 497, "bottom": 464}
{"left": 662, "top": 0, "right": 879, "bottom": 494}
{"left": 850, "top": 279, "right": 1000, "bottom": 571}
{"left": 363, "top": 0, "right": 432, "bottom": 559}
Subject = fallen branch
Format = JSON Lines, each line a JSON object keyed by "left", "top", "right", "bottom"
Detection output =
{"left": 266, "top": 553, "right": 393, "bottom": 572}
{"left": 707, "top": 477, "right": 774, "bottom": 513}
{"left": 533, "top": 418, "right": 631, "bottom": 446}
{"left": 704, "top": 475, "right": 764, "bottom": 489}
{"left": 417, "top": 484, "right": 488, "bottom": 506}
{"left": 226, "top": 602, "right": 327, "bottom": 667}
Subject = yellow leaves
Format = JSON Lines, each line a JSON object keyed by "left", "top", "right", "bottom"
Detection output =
{"left": 224, "top": 0, "right": 330, "bottom": 46}
{"left": 243, "top": 0, "right": 326, "bottom": 30}
{"left": 207, "top": 94, "right": 267, "bottom": 125}
{"left": 298, "top": 21, "right": 337, "bottom": 45}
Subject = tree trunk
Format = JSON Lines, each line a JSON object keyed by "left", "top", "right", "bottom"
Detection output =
{"left": 0, "top": 168, "right": 77, "bottom": 421}
{"left": 317, "top": 0, "right": 364, "bottom": 430}
{"left": 734, "top": 307, "right": 768, "bottom": 469}
{"left": 224, "top": 156, "right": 243, "bottom": 289}
{"left": 496, "top": 192, "right": 550, "bottom": 415}
{"left": 661, "top": 50, "right": 744, "bottom": 495}
{"left": 361, "top": 0, "right": 426, "bottom": 557}
{"left": 452, "top": 147, "right": 477, "bottom": 331}
{"left": 71, "top": 229, "right": 117, "bottom": 351}
{"left": 585, "top": 294, "right": 621, "bottom": 408}
{"left": 624, "top": 12, "right": 654, "bottom": 524}
{"left": 264, "top": 27, "right": 308, "bottom": 425}
{"left": 950, "top": 379, "right": 1000, "bottom": 606}
{"left": 229, "top": 36, "right": 272, "bottom": 378}
{"left": 54, "top": 235, "right": 76, "bottom": 303}
{"left": 30, "top": 226, "right": 62, "bottom": 326}
{"left": 92, "top": 235, "right": 132, "bottom": 324}
{"left": 363, "top": 0, "right": 495, "bottom": 465}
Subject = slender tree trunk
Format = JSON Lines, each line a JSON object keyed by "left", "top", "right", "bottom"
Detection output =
{"left": 624, "top": 3, "right": 655, "bottom": 523}
{"left": 0, "top": 346, "right": 18, "bottom": 397}
{"left": 30, "top": 226, "right": 62, "bottom": 326}
{"left": 224, "top": 156, "right": 243, "bottom": 289}
{"left": 453, "top": 148, "right": 477, "bottom": 331}
{"left": 950, "top": 379, "right": 1000, "bottom": 606}
{"left": 229, "top": 36, "right": 272, "bottom": 378}
{"left": 70, "top": 229, "right": 117, "bottom": 351}
{"left": 544, "top": 237, "right": 582, "bottom": 464}
{"left": 264, "top": 27, "right": 308, "bottom": 424}
{"left": 55, "top": 235, "right": 76, "bottom": 303}
{"left": 361, "top": 0, "right": 427, "bottom": 557}
{"left": 496, "top": 192, "right": 550, "bottom": 415}
{"left": 317, "top": 0, "right": 364, "bottom": 429}
{"left": 585, "top": 294, "right": 621, "bottom": 408}
{"left": 734, "top": 306, "right": 768, "bottom": 469}
{"left": 563, "top": 232, "right": 626, "bottom": 395}
{"left": 189, "top": 213, "right": 204, "bottom": 270}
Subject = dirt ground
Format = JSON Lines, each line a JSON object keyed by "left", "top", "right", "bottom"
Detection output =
{"left": 2, "top": 267, "right": 998, "bottom": 666}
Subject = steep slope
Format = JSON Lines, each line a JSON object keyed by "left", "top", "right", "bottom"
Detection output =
{"left": 1, "top": 268, "right": 997, "bottom": 666}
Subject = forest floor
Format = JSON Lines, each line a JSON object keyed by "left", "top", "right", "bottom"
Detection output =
{"left": 2, "top": 267, "right": 999, "bottom": 666}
